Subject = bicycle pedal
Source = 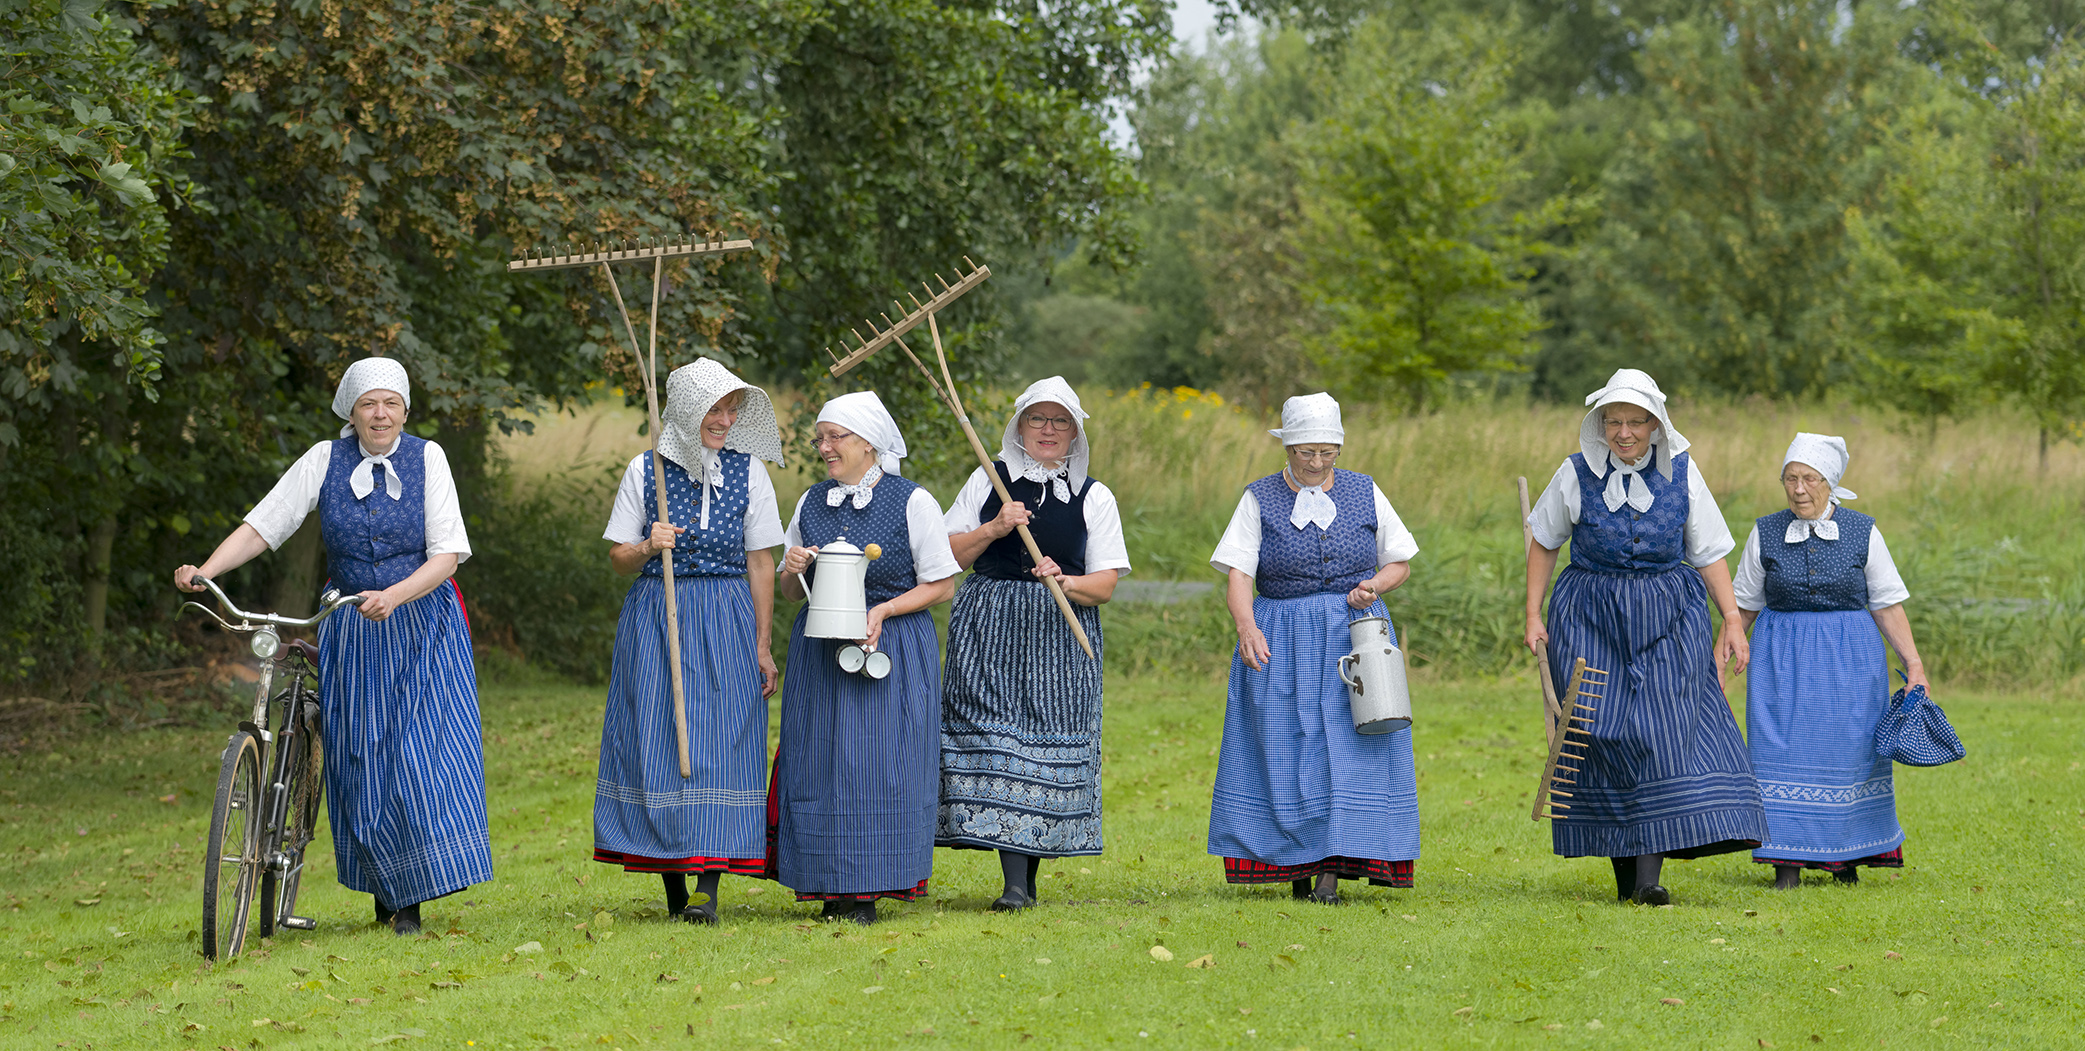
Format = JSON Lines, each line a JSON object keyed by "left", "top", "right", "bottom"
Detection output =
{"left": 278, "top": 916, "right": 317, "bottom": 931}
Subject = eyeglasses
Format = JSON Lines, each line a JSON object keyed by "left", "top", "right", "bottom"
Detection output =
{"left": 1781, "top": 473, "right": 1826, "bottom": 489}
{"left": 1288, "top": 447, "right": 1340, "bottom": 464}
{"left": 1022, "top": 414, "right": 1075, "bottom": 432}
{"left": 809, "top": 430, "right": 858, "bottom": 452}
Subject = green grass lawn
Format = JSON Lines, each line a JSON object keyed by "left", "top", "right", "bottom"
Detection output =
{"left": 3, "top": 672, "right": 2079, "bottom": 1049}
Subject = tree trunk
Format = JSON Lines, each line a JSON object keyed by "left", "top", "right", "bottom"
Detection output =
{"left": 84, "top": 515, "right": 117, "bottom": 644}
{"left": 270, "top": 516, "right": 325, "bottom": 619}
{"left": 2039, "top": 425, "right": 2049, "bottom": 478}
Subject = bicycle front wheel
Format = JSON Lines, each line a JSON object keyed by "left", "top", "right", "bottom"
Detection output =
{"left": 202, "top": 731, "right": 263, "bottom": 960}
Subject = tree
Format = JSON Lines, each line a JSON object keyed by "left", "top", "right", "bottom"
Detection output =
{"left": 1294, "top": 15, "right": 1578, "bottom": 412}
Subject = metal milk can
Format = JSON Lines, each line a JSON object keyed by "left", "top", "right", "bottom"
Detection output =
{"left": 1336, "top": 615, "right": 1412, "bottom": 734}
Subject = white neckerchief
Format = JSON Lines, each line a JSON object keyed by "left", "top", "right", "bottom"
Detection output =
{"left": 827, "top": 465, "right": 883, "bottom": 510}
{"left": 1018, "top": 459, "right": 1071, "bottom": 505}
{"left": 1602, "top": 449, "right": 1655, "bottom": 513}
{"left": 1287, "top": 468, "right": 1337, "bottom": 530}
{"left": 689, "top": 447, "right": 724, "bottom": 532}
{"left": 1785, "top": 507, "right": 1839, "bottom": 543}
{"left": 350, "top": 438, "right": 404, "bottom": 501}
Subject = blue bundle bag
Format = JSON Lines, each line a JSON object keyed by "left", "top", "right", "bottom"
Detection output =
{"left": 1872, "top": 682, "right": 1965, "bottom": 767}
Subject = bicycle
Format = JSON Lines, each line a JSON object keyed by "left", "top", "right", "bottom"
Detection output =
{"left": 180, "top": 577, "right": 363, "bottom": 960}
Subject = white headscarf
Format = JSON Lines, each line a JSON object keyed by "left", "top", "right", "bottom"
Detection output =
{"left": 1781, "top": 432, "right": 1857, "bottom": 542}
{"left": 816, "top": 392, "right": 907, "bottom": 509}
{"left": 1268, "top": 393, "right": 1344, "bottom": 445}
{"left": 1266, "top": 393, "right": 1344, "bottom": 531}
{"left": 656, "top": 359, "right": 784, "bottom": 531}
{"left": 999, "top": 376, "right": 1090, "bottom": 505}
{"left": 330, "top": 357, "right": 412, "bottom": 501}
{"left": 1578, "top": 368, "right": 1689, "bottom": 514}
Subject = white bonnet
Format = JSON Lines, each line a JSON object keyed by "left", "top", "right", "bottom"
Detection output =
{"left": 816, "top": 391, "right": 907, "bottom": 476}
{"left": 1579, "top": 368, "right": 1688, "bottom": 480}
{"left": 1268, "top": 393, "right": 1344, "bottom": 446}
{"left": 1000, "top": 376, "right": 1090, "bottom": 488}
{"left": 332, "top": 357, "right": 411, "bottom": 439}
{"left": 657, "top": 358, "right": 785, "bottom": 470}
{"left": 1782, "top": 432, "right": 1857, "bottom": 504}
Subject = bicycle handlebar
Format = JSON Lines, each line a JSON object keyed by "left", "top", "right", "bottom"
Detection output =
{"left": 182, "top": 576, "right": 364, "bottom": 633}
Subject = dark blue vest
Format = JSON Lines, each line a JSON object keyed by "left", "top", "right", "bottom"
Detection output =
{"left": 1757, "top": 507, "right": 1874, "bottom": 612}
{"left": 638, "top": 450, "right": 753, "bottom": 578}
{"left": 319, "top": 434, "right": 429, "bottom": 594}
{"left": 1568, "top": 450, "right": 1691, "bottom": 576}
{"left": 1247, "top": 468, "right": 1379, "bottom": 600}
{"left": 973, "top": 461, "right": 1092, "bottom": 580}
{"left": 797, "top": 475, "right": 921, "bottom": 605}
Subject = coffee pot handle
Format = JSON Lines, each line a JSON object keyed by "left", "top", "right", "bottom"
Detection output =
{"left": 1337, "top": 653, "right": 1363, "bottom": 694}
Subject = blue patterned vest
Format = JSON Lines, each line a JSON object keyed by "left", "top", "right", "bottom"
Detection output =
{"left": 319, "top": 434, "right": 429, "bottom": 594}
{"left": 638, "top": 450, "right": 753, "bottom": 578}
{"left": 1567, "top": 449, "right": 1692, "bottom": 576}
{"left": 974, "top": 461, "right": 1093, "bottom": 580}
{"left": 1247, "top": 468, "right": 1379, "bottom": 600}
{"left": 1757, "top": 507, "right": 1873, "bottom": 612}
{"left": 797, "top": 475, "right": 920, "bottom": 604}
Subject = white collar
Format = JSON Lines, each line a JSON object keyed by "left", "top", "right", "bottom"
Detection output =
{"left": 1286, "top": 467, "right": 1337, "bottom": 530}
{"left": 827, "top": 465, "right": 884, "bottom": 510}
{"left": 350, "top": 436, "right": 404, "bottom": 501}
{"left": 1785, "top": 505, "right": 1839, "bottom": 543}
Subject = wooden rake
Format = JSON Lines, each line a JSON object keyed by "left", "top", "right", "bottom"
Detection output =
{"left": 509, "top": 234, "right": 756, "bottom": 777}
{"left": 824, "top": 259, "right": 1095, "bottom": 660}
{"left": 1518, "top": 475, "right": 1608, "bottom": 820}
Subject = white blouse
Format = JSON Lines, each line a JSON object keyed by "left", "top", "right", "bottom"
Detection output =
{"left": 941, "top": 465, "right": 1133, "bottom": 577}
{"left": 602, "top": 452, "right": 786, "bottom": 552}
{"left": 1732, "top": 513, "right": 1910, "bottom": 612}
{"left": 783, "top": 486, "right": 961, "bottom": 584}
{"left": 244, "top": 439, "right": 470, "bottom": 560}
{"left": 1208, "top": 480, "right": 1420, "bottom": 579}
{"left": 1524, "top": 457, "right": 1736, "bottom": 568}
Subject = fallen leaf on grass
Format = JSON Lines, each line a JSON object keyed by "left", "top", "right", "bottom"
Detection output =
{"left": 512, "top": 942, "right": 542, "bottom": 955}
{"left": 1759, "top": 1041, "right": 1775, "bottom": 1048}
{"left": 1660, "top": 998, "right": 1684, "bottom": 1006}
{"left": 1930, "top": 1018, "right": 1948, "bottom": 1028}
{"left": 159, "top": 794, "right": 178, "bottom": 804}
{"left": 1270, "top": 954, "right": 1295, "bottom": 969}
{"left": 1453, "top": 1007, "right": 1474, "bottom": 1017}
{"left": 1884, "top": 951, "right": 1902, "bottom": 960}
{"left": 1236, "top": 941, "right": 1250, "bottom": 949}
{"left": 1285, "top": 944, "right": 1305, "bottom": 951}
{"left": 1238, "top": 1008, "right": 1251, "bottom": 1016}
{"left": 1186, "top": 955, "right": 1214, "bottom": 969}
{"left": 1401, "top": 914, "right": 1417, "bottom": 922}
{"left": 1833, "top": 963, "right": 1852, "bottom": 971}
{"left": 1148, "top": 945, "right": 1174, "bottom": 962}
{"left": 429, "top": 981, "right": 462, "bottom": 990}
{"left": 656, "top": 974, "right": 678, "bottom": 983}
{"left": 74, "top": 898, "right": 100, "bottom": 907}
{"left": 1827, "top": 988, "right": 1842, "bottom": 995}
{"left": 1543, "top": 1024, "right": 1563, "bottom": 1031}
{"left": 1587, "top": 1020, "right": 1604, "bottom": 1031}
{"left": 752, "top": 976, "right": 776, "bottom": 986}
{"left": 861, "top": 986, "right": 884, "bottom": 994}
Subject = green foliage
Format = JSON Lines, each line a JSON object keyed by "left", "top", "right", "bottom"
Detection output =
{"left": 1295, "top": 16, "right": 1579, "bottom": 412}
{"left": 0, "top": 0, "right": 193, "bottom": 401}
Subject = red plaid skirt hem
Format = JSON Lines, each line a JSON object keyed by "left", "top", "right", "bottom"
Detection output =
{"left": 592, "top": 849, "right": 768, "bottom": 876}
{"left": 1223, "top": 856, "right": 1414, "bottom": 888}
{"left": 1753, "top": 847, "right": 1904, "bottom": 872}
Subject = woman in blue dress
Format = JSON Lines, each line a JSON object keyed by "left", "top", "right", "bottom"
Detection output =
{"left": 773, "top": 392, "right": 959, "bottom": 924}
{"left": 938, "top": 376, "right": 1132, "bottom": 911}
{"left": 177, "top": 357, "right": 490, "bottom": 936}
{"left": 1524, "top": 368, "right": 1767, "bottom": 906}
{"left": 1733, "top": 433, "right": 1925, "bottom": 889}
{"left": 592, "top": 359, "right": 785, "bottom": 923}
{"left": 1206, "top": 394, "right": 1421, "bottom": 904}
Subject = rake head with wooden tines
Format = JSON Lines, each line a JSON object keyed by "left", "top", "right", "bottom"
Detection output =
{"left": 1532, "top": 657, "right": 1608, "bottom": 821}
{"left": 824, "top": 258, "right": 991, "bottom": 377}
{"left": 506, "top": 235, "right": 753, "bottom": 272}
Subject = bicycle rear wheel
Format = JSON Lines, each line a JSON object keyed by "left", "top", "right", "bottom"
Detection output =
{"left": 259, "top": 696, "right": 323, "bottom": 936}
{"left": 202, "top": 731, "right": 263, "bottom": 960}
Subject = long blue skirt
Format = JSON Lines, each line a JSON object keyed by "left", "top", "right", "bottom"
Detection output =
{"left": 1546, "top": 564, "right": 1768, "bottom": 858}
{"left": 1207, "top": 592, "right": 1420, "bottom": 869}
{"left": 773, "top": 608, "right": 941, "bottom": 898}
{"left": 593, "top": 575, "right": 768, "bottom": 870}
{"left": 938, "top": 575, "right": 1106, "bottom": 857}
{"left": 316, "top": 579, "right": 492, "bottom": 906}
{"left": 1746, "top": 608, "right": 1904, "bottom": 864}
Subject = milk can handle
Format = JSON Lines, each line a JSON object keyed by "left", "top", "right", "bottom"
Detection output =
{"left": 1336, "top": 653, "right": 1363, "bottom": 694}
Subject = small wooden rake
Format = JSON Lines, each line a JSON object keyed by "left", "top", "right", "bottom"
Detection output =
{"left": 1517, "top": 475, "right": 1609, "bottom": 821}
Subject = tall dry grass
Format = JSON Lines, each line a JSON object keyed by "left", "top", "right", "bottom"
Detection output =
{"left": 490, "top": 385, "right": 2085, "bottom": 688}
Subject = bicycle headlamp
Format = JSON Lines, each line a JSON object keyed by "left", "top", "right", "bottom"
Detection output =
{"left": 251, "top": 628, "right": 282, "bottom": 660}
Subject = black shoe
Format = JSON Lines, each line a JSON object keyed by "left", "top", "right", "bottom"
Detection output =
{"left": 819, "top": 901, "right": 848, "bottom": 921}
{"left": 1307, "top": 888, "right": 1343, "bottom": 905}
{"left": 1291, "top": 878, "right": 1313, "bottom": 900}
{"left": 678, "top": 903, "right": 718, "bottom": 925}
{"left": 374, "top": 898, "right": 396, "bottom": 925}
{"left": 1631, "top": 884, "right": 1670, "bottom": 906}
{"left": 391, "top": 914, "right": 422, "bottom": 937}
{"left": 851, "top": 901, "right": 877, "bottom": 926}
{"left": 989, "top": 888, "right": 1034, "bottom": 912}
{"left": 1833, "top": 868, "right": 1860, "bottom": 884}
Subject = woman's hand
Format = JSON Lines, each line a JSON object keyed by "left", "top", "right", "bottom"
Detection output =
{"left": 989, "top": 500, "right": 1032, "bottom": 539}
{"left": 1716, "top": 616, "right": 1750, "bottom": 681}
{"left": 1345, "top": 582, "right": 1379, "bottom": 610}
{"left": 646, "top": 521, "right": 685, "bottom": 554}
{"left": 781, "top": 545, "right": 819, "bottom": 576}
{"left": 863, "top": 601, "right": 891, "bottom": 650}
{"left": 175, "top": 565, "right": 209, "bottom": 592}
{"left": 1031, "top": 555, "right": 1063, "bottom": 583}
{"left": 1525, "top": 613, "right": 1549, "bottom": 655}
{"left": 356, "top": 588, "right": 398, "bottom": 622}
{"left": 1235, "top": 620, "right": 1272, "bottom": 671}
{"left": 757, "top": 650, "right": 779, "bottom": 698}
